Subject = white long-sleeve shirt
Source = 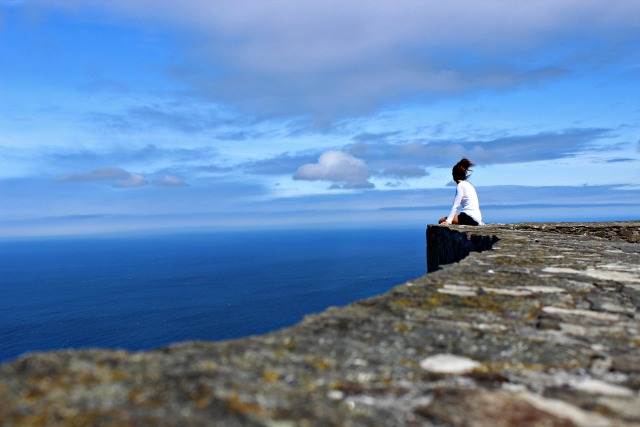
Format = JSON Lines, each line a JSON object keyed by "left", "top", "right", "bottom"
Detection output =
{"left": 446, "top": 180, "right": 483, "bottom": 224}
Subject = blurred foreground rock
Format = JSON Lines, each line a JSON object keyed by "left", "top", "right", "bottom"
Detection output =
{"left": 1, "top": 221, "right": 639, "bottom": 426}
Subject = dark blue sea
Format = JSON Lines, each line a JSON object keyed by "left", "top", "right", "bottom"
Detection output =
{"left": 0, "top": 228, "right": 425, "bottom": 363}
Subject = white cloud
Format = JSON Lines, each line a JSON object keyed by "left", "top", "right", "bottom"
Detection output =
{"left": 154, "top": 175, "right": 186, "bottom": 187}
{"left": 114, "top": 172, "right": 147, "bottom": 188}
{"left": 293, "top": 150, "right": 373, "bottom": 189}
{"left": 34, "top": 0, "right": 640, "bottom": 119}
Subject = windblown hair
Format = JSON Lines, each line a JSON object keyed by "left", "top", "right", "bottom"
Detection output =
{"left": 452, "top": 158, "right": 475, "bottom": 182}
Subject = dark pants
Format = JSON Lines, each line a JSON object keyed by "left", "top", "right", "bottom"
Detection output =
{"left": 458, "top": 212, "right": 479, "bottom": 226}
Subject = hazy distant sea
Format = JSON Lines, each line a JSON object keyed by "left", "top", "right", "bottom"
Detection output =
{"left": 0, "top": 229, "right": 426, "bottom": 363}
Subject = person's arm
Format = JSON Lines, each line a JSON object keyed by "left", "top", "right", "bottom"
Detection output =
{"left": 444, "top": 184, "right": 464, "bottom": 224}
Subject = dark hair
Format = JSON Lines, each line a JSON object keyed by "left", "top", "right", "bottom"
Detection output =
{"left": 452, "top": 158, "right": 475, "bottom": 182}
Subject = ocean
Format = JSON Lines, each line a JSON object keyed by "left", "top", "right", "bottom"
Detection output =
{"left": 0, "top": 228, "right": 426, "bottom": 363}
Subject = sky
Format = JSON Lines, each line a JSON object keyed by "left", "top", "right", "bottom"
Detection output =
{"left": 1, "top": 0, "right": 639, "bottom": 237}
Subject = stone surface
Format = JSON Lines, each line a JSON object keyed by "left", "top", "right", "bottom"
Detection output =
{"left": 1, "top": 221, "right": 639, "bottom": 426}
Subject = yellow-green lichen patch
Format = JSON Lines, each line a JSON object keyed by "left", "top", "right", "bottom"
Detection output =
{"left": 391, "top": 290, "right": 535, "bottom": 320}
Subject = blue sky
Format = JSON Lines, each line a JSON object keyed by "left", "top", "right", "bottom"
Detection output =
{"left": 1, "top": 0, "right": 639, "bottom": 237}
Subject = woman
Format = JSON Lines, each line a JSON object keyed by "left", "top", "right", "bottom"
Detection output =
{"left": 439, "top": 158, "right": 483, "bottom": 226}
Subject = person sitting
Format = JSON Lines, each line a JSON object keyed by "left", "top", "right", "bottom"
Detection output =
{"left": 439, "top": 158, "right": 483, "bottom": 226}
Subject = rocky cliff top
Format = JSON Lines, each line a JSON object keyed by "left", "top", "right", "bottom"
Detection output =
{"left": 1, "top": 222, "right": 639, "bottom": 426}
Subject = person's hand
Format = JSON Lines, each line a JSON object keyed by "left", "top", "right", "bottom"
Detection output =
{"left": 442, "top": 220, "right": 451, "bottom": 226}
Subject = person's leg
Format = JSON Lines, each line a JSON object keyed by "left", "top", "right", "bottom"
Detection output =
{"left": 458, "top": 212, "right": 478, "bottom": 226}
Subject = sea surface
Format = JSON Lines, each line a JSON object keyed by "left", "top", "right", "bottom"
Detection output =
{"left": 0, "top": 228, "right": 426, "bottom": 363}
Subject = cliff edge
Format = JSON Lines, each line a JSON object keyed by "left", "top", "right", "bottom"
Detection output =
{"left": 1, "top": 222, "right": 639, "bottom": 426}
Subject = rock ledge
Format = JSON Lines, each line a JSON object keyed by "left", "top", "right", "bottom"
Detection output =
{"left": 1, "top": 221, "right": 639, "bottom": 426}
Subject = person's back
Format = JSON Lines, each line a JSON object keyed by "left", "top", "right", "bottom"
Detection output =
{"left": 457, "top": 180, "right": 482, "bottom": 224}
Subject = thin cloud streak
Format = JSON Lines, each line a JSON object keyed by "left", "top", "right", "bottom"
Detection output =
{"left": 57, "top": 167, "right": 148, "bottom": 188}
{"left": 56, "top": 167, "right": 131, "bottom": 182}
{"left": 56, "top": 167, "right": 187, "bottom": 188}
{"left": 84, "top": 103, "right": 236, "bottom": 134}
{"left": 348, "top": 128, "right": 611, "bottom": 168}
